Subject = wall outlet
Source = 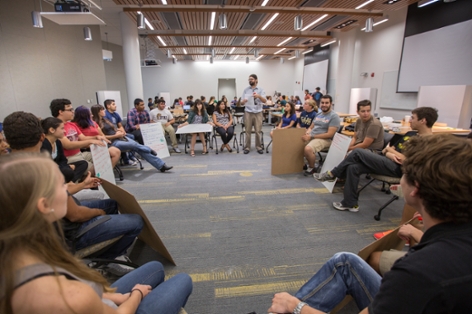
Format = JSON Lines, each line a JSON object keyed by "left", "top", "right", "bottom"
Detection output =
{"left": 87, "top": 99, "right": 91, "bottom": 104}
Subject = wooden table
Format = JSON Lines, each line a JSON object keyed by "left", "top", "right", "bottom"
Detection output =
{"left": 336, "top": 112, "right": 358, "bottom": 118}
{"left": 393, "top": 126, "right": 470, "bottom": 135}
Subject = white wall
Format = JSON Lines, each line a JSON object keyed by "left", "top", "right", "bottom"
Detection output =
{"left": 102, "top": 41, "right": 129, "bottom": 113}
{"left": 142, "top": 49, "right": 305, "bottom": 102}
{"left": 0, "top": 0, "right": 107, "bottom": 120}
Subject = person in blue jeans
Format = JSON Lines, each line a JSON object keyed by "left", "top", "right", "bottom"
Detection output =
{"left": 0, "top": 154, "right": 192, "bottom": 314}
{"left": 269, "top": 134, "right": 472, "bottom": 314}
{"left": 91, "top": 104, "right": 173, "bottom": 173}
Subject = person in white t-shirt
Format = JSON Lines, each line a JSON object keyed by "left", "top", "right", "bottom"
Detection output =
{"left": 150, "top": 99, "right": 181, "bottom": 153}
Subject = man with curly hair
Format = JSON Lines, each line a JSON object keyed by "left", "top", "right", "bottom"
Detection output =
{"left": 269, "top": 134, "right": 472, "bottom": 314}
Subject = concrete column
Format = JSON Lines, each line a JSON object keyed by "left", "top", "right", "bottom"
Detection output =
{"left": 334, "top": 30, "right": 357, "bottom": 113}
{"left": 120, "top": 12, "right": 143, "bottom": 109}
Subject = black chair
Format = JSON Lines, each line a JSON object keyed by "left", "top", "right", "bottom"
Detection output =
{"left": 233, "top": 106, "right": 245, "bottom": 124}
{"left": 211, "top": 123, "right": 239, "bottom": 154}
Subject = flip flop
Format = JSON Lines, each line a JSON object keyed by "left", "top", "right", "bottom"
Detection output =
{"left": 190, "top": 150, "right": 195, "bottom": 157}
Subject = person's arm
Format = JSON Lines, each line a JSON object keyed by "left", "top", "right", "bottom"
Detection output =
{"left": 397, "top": 224, "right": 423, "bottom": 244}
{"left": 166, "top": 118, "right": 175, "bottom": 127}
{"left": 116, "top": 122, "right": 126, "bottom": 133}
{"left": 226, "top": 114, "right": 233, "bottom": 128}
{"left": 113, "top": 284, "right": 152, "bottom": 314}
{"left": 65, "top": 195, "right": 105, "bottom": 222}
{"left": 60, "top": 136, "right": 105, "bottom": 150}
{"left": 127, "top": 111, "right": 139, "bottom": 130}
{"left": 66, "top": 172, "right": 101, "bottom": 194}
{"left": 384, "top": 149, "right": 406, "bottom": 164}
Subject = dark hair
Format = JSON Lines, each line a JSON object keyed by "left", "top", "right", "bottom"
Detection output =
{"left": 305, "top": 89, "right": 309, "bottom": 93}
{"left": 72, "top": 106, "right": 94, "bottom": 129}
{"left": 201, "top": 96, "right": 206, "bottom": 101}
{"left": 284, "top": 102, "right": 296, "bottom": 117}
{"left": 148, "top": 98, "right": 152, "bottom": 101}
{"left": 295, "top": 96, "right": 301, "bottom": 101}
{"left": 90, "top": 104, "right": 105, "bottom": 126}
{"left": 249, "top": 74, "right": 258, "bottom": 80}
{"left": 134, "top": 98, "right": 144, "bottom": 107}
{"left": 321, "top": 95, "right": 332, "bottom": 103}
{"left": 402, "top": 134, "right": 472, "bottom": 223}
{"left": 3, "top": 112, "right": 43, "bottom": 150}
{"left": 41, "top": 117, "right": 63, "bottom": 134}
{"left": 104, "top": 99, "right": 114, "bottom": 109}
{"left": 192, "top": 99, "right": 207, "bottom": 115}
{"left": 411, "top": 107, "right": 438, "bottom": 128}
{"left": 316, "top": 87, "right": 320, "bottom": 91}
{"left": 357, "top": 99, "right": 372, "bottom": 111}
{"left": 157, "top": 99, "right": 165, "bottom": 104}
{"left": 50, "top": 98, "right": 71, "bottom": 117}
{"left": 216, "top": 100, "right": 231, "bottom": 115}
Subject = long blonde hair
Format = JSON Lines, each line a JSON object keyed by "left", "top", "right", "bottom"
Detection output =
{"left": 0, "top": 153, "right": 112, "bottom": 314}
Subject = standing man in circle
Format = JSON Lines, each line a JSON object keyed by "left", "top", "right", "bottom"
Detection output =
{"left": 241, "top": 74, "right": 267, "bottom": 154}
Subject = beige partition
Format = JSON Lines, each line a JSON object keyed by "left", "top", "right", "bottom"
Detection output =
{"left": 271, "top": 128, "right": 306, "bottom": 175}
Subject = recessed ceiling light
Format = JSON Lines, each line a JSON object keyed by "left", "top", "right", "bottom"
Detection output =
{"left": 249, "top": 36, "right": 257, "bottom": 43}
{"left": 288, "top": 56, "right": 296, "bottom": 60}
{"left": 256, "top": 55, "right": 264, "bottom": 61}
{"left": 208, "top": 36, "right": 212, "bottom": 46}
{"left": 229, "top": 47, "right": 235, "bottom": 54}
{"left": 302, "top": 49, "right": 313, "bottom": 54}
{"left": 157, "top": 36, "right": 166, "bottom": 46}
{"left": 261, "top": 13, "right": 279, "bottom": 30}
{"left": 274, "top": 48, "right": 285, "bottom": 54}
{"left": 144, "top": 18, "right": 154, "bottom": 30}
{"left": 183, "top": 48, "right": 187, "bottom": 54}
{"left": 161, "top": 0, "right": 167, "bottom": 4}
{"left": 234, "top": 55, "right": 240, "bottom": 60}
{"left": 210, "top": 12, "right": 216, "bottom": 30}
{"left": 261, "top": 0, "right": 269, "bottom": 6}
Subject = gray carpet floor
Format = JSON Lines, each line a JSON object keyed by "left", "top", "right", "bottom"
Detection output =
{"left": 119, "top": 124, "right": 404, "bottom": 314}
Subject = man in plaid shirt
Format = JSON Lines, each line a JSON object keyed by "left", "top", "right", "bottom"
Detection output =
{"left": 125, "top": 98, "right": 150, "bottom": 144}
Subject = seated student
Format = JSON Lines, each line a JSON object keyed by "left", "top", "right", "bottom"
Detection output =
{"left": 50, "top": 99, "right": 108, "bottom": 174}
{"left": 0, "top": 153, "right": 193, "bottom": 314}
{"left": 269, "top": 134, "right": 472, "bottom": 314}
{"left": 178, "top": 99, "right": 210, "bottom": 157}
{"left": 270, "top": 101, "right": 297, "bottom": 138}
{"left": 304, "top": 89, "right": 312, "bottom": 101}
{"left": 206, "top": 96, "right": 216, "bottom": 116}
{"left": 316, "top": 107, "right": 438, "bottom": 212}
{"left": 297, "top": 99, "right": 318, "bottom": 130}
{"left": 91, "top": 104, "right": 173, "bottom": 173}
{"left": 0, "top": 127, "right": 10, "bottom": 156}
{"left": 295, "top": 95, "right": 302, "bottom": 105}
{"left": 201, "top": 96, "right": 208, "bottom": 108}
{"left": 147, "top": 97, "right": 154, "bottom": 110}
{"left": 231, "top": 96, "right": 238, "bottom": 109}
{"left": 2, "top": 111, "right": 144, "bottom": 262}
{"left": 125, "top": 98, "right": 151, "bottom": 145}
{"left": 301, "top": 95, "right": 341, "bottom": 176}
{"left": 149, "top": 99, "right": 181, "bottom": 153}
{"left": 348, "top": 100, "right": 384, "bottom": 152}
{"left": 72, "top": 105, "right": 121, "bottom": 168}
{"left": 212, "top": 100, "right": 234, "bottom": 153}
{"left": 41, "top": 117, "right": 88, "bottom": 183}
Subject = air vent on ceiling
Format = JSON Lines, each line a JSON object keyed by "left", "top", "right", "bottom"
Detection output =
{"left": 161, "top": 12, "right": 182, "bottom": 30}
{"left": 312, "top": 15, "right": 347, "bottom": 31}
{"left": 241, "top": 13, "right": 264, "bottom": 30}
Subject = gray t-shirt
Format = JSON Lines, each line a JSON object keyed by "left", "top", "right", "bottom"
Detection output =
{"left": 310, "top": 110, "right": 341, "bottom": 136}
{"left": 241, "top": 86, "right": 266, "bottom": 113}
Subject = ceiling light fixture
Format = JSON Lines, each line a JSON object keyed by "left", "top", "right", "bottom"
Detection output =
{"left": 295, "top": 50, "right": 300, "bottom": 58}
{"left": 302, "top": 49, "right": 313, "bottom": 55}
{"left": 261, "top": 0, "right": 269, "bottom": 6}
{"left": 249, "top": 36, "right": 257, "bottom": 43}
{"left": 137, "top": 12, "right": 145, "bottom": 29}
{"left": 355, "top": 0, "right": 374, "bottom": 9}
{"left": 208, "top": 36, "right": 212, "bottom": 46}
{"left": 210, "top": 12, "right": 216, "bottom": 30}
{"left": 321, "top": 39, "right": 337, "bottom": 47}
{"left": 31, "top": 11, "right": 43, "bottom": 28}
{"left": 365, "top": 17, "right": 374, "bottom": 32}
{"left": 219, "top": 13, "right": 227, "bottom": 29}
{"left": 167, "top": 50, "right": 172, "bottom": 58}
{"left": 234, "top": 55, "right": 240, "bottom": 60}
{"left": 211, "top": 48, "right": 216, "bottom": 57}
{"left": 83, "top": 27, "right": 92, "bottom": 41}
{"left": 261, "top": 13, "right": 279, "bottom": 30}
{"left": 157, "top": 36, "right": 166, "bottom": 46}
{"left": 144, "top": 18, "right": 154, "bottom": 30}
{"left": 361, "top": 17, "right": 389, "bottom": 30}
{"left": 246, "top": 57, "right": 249, "bottom": 64}
{"left": 301, "top": 14, "right": 328, "bottom": 31}
{"left": 274, "top": 48, "right": 285, "bottom": 55}
{"left": 254, "top": 49, "right": 259, "bottom": 58}
{"left": 383, "top": 0, "right": 400, "bottom": 3}
{"left": 162, "top": 0, "right": 167, "bottom": 4}
{"left": 277, "top": 37, "right": 292, "bottom": 46}
{"left": 288, "top": 56, "right": 296, "bottom": 60}
{"left": 418, "top": 0, "right": 439, "bottom": 7}
{"left": 280, "top": 57, "right": 285, "bottom": 64}
{"left": 294, "top": 15, "right": 303, "bottom": 30}
{"left": 183, "top": 48, "right": 187, "bottom": 54}
{"left": 89, "top": 0, "right": 102, "bottom": 10}
{"left": 256, "top": 55, "right": 264, "bottom": 61}
{"left": 229, "top": 47, "right": 235, "bottom": 54}
{"left": 335, "top": 19, "right": 357, "bottom": 29}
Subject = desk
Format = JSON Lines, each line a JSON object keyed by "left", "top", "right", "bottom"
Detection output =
{"left": 392, "top": 126, "right": 470, "bottom": 135}
{"left": 336, "top": 112, "right": 358, "bottom": 118}
{"left": 176, "top": 123, "right": 213, "bottom": 134}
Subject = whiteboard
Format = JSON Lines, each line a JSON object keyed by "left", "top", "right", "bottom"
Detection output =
{"left": 140, "top": 123, "right": 170, "bottom": 159}
{"left": 379, "top": 71, "right": 417, "bottom": 110}
{"left": 302, "top": 60, "right": 329, "bottom": 93}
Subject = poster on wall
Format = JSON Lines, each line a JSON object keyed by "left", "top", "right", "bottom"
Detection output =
{"left": 318, "top": 133, "right": 351, "bottom": 193}
{"left": 140, "top": 123, "right": 170, "bottom": 159}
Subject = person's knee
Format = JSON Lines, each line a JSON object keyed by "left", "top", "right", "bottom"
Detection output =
{"left": 173, "top": 273, "right": 193, "bottom": 294}
{"left": 145, "top": 261, "right": 164, "bottom": 273}
{"left": 126, "top": 214, "right": 144, "bottom": 233}
{"left": 367, "top": 252, "right": 382, "bottom": 275}
{"left": 332, "top": 252, "right": 362, "bottom": 264}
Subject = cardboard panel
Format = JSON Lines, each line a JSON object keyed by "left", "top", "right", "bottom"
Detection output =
{"left": 271, "top": 128, "right": 306, "bottom": 175}
{"left": 101, "top": 179, "right": 175, "bottom": 265}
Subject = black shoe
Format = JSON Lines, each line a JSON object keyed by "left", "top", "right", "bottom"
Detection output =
{"left": 150, "top": 149, "right": 157, "bottom": 156}
{"left": 257, "top": 149, "right": 264, "bottom": 154}
{"left": 160, "top": 164, "right": 173, "bottom": 172}
{"left": 244, "top": 149, "right": 250, "bottom": 154}
{"left": 303, "top": 164, "right": 308, "bottom": 170}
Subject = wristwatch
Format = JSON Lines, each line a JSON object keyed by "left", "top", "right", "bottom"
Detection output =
{"left": 293, "top": 301, "right": 307, "bottom": 314}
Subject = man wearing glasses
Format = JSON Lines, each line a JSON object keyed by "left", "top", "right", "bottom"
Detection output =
{"left": 241, "top": 74, "right": 267, "bottom": 154}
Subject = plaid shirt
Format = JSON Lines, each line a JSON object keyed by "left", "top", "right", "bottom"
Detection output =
{"left": 125, "top": 108, "right": 151, "bottom": 132}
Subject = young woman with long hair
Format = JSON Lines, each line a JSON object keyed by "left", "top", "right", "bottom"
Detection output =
{"left": 212, "top": 100, "right": 234, "bottom": 152}
{"left": 71, "top": 105, "right": 120, "bottom": 167}
{"left": 270, "top": 102, "right": 297, "bottom": 138}
{"left": 178, "top": 99, "right": 211, "bottom": 156}
{"left": 0, "top": 154, "right": 192, "bottom": 314}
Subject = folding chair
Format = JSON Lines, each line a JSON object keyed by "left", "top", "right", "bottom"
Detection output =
{"left": 211, "top": 124, "right": 239, "bottom": 154}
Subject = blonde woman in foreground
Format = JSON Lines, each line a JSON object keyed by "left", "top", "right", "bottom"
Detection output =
{"left": 0, "top": 154, "right": 192, "bottom": 314}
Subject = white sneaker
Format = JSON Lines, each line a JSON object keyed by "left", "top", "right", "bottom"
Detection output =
{"left": 333, "top": 202, "right": 359, "bottom": 212}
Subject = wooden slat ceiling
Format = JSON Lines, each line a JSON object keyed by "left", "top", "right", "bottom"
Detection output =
{"left": 115, "top": 0, "right": 420, "bottom": 61}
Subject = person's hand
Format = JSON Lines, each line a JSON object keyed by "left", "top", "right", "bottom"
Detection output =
{"left": 391, "top": 154, "right": 403, "bottom": 164}
{"left": 253, "top": 92, "right": 260, "bottom": 99}
{"left": 397, "top": 224, "right": 418, "bottom": 242}
{"left": 165, "top": 122, "right": 170, "bottom": 127}
{"left": 115, "top": 130, "right": 125, "bottom": 137}
{"left": 135, "top": 124, "right": 140, "bottom": 130}
{"left": 131, "top": 284, "right": 152, "bottom": 299}
{"left": 91, "top": 139, "right": 106, "bottom": 147}
{"left": 241, "top": 98, "right": 248, "bottom": 104}
{"left": 268, "top": 292, "right": 299, "bottom": 314}
{"left": 81, "top": 171, "right": 101, "bottom": 189}
{"left": 302, "top": 134, "right": 311, "bottom": 141}
{"left": 69, "top": 164, "right": 76, "bottom": 170}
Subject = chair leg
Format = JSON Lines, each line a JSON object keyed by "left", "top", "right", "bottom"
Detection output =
{"left": 266, "top": 139, "right": 272, "bottom": 153}
{"left": 358, "top": 178, "right": 376, "bottom": 194}
{"left": 114, "top": 166, "right": 124, "bottom": 181}
{"left": 213, "top": 136, "right": 219, "bottom": 155}
{"left": 374, "top": 195, "right": 399, "bottom": 221}
{"left": 233, "top": 136, "right": 239, "bottom": 153}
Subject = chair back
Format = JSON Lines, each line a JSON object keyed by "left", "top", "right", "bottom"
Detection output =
{"left": 235, "top": 106, "right": 245, "bottom": 113}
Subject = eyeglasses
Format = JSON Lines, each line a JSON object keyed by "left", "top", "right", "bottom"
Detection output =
{"left": 63, "top": 108, "right": 74, "bottom": 112}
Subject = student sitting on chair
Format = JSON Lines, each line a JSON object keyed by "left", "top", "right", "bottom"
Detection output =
{"left": 297, "top": 99, "right": 318, "bottom": 130}
{"left": 178, "top": 99, "right": 211, "bottom": 157}
{"left": 213, "top": 100, "right": 234, "bottom": 153}
{"left": 348, "top": 100, "right": 384, "bottom": 152}
{"left": 270, "top": 102, "right": 297, "bottom": 138}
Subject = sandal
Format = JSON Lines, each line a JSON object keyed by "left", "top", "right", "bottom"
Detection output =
{"left": 190, "top": 150, "right": 195, "bottom": 157}
{"left": 202, "top": 149, "right": 208, "bottom": 155}
{"left": 220, "top": 145, "right": 224, "bottom": 152}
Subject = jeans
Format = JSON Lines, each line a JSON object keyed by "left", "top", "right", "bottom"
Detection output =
{"left": 77, "top": 199, "right": 144, "bottom": 259}
{"left": 295, "top": 252, "right": 381, "bottom": 312}
{"left": 331, "top": 149, "right": 402, "bottom": 207}
{"left": 111, "top": 261, "right": 193, "bottom": 314}
{"left": 215, "top": 126, "right": 234, "bottom": 144}
{"left": 112, "top": 138, "right": 165, "bottom": 170}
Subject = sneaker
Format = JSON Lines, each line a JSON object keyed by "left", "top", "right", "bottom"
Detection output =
{"left": 389, "top": 185, "right": 404, "bottom": 198}
{"left": 333, "top": 202, "right": 359, "bottom": 212}
{"left": 373, "top": 229, "right": 394, "bottom": 240}
{"left": 304, "top": 168, "right": 316, "bottom": 176}
{"left": 314, "top": 171, "right": 336, "bottom": 182}
{"left": 173, "top": 147, "right": 181, "bottom": 153}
